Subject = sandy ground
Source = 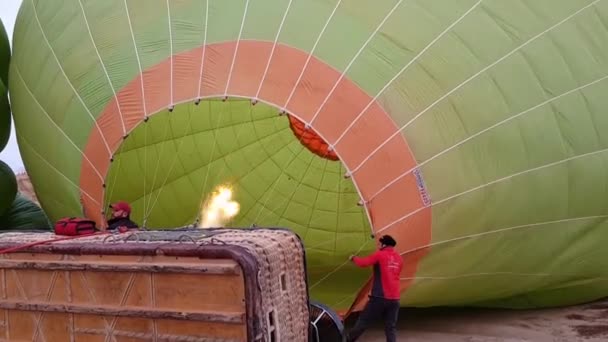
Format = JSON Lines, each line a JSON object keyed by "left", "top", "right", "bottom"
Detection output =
{"left": 344, "top": 299, "right": 608, "bottom": 341}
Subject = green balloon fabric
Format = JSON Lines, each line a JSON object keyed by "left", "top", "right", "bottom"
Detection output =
{"left": 0, "top": 193, "right": 51, "bottom": 230}
{"left": 0, "top": 80, "right": 9, "bottom": 152}
{"left": 0, "top": 18, "right": 10, "bottom": 152}
{"left": 8, "top": 0, "right": 608, "bottom": 312}
{"left": 0, "top": 160, "right": 17, "bottom": 217}
{"left": 0, "top": 19, "right": 10, "bottom": 87}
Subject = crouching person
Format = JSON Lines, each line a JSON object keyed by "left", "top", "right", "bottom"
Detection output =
{"left": 107, "top": 201, "right": 139, "bottom": 232}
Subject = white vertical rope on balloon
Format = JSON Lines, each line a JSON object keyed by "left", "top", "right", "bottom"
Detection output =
{"left": 393, "top": 217, "right": 608, "bottom": 300}
{"left": 308, "top": 0, "right": 405, "bottom": 126}
{"left": 16, "top": 132, "right": 101, "bottom": 206}
{"left": 146, "top": 100, "right": 236, "bottom": 224}
{"left": 105, "top": 142, "right": 126, "bottom": 209}
{"left": 77, "top": 0, "right": 126, "bottom": 136}
{"left": 301, "top": 190, "right": 377, "bottom": 249}
{"left": 185, "top": 101, "right": 295, "bottom": 226}
{"left": 166, "top": 0, "right": 174, "bottom": 107}
{"left": 224, "top": 0, "right": 251, "bottom": 96}
{"left": 246, "top": 0, "right": 375, "bottom": 242}
{"left": 283, "top": 0, "right": 344, "bottom": 109}
{"left": 334, "top": 163, "right": 344, "bottom": 256}
{"left": 148, "top": 100, "right": 264, "bottom": 225}
{"left": 271, "top": 0, "right": 376, "bottom": 236}
{"left": 348, "top": 0, "right": 601, "bottom": 176}
{"left": 255, "top": 145, "right": 318, "bottom": 226}
{"left": 399, "top": 214, "right": 608, "bottom": 258}
{"left": 13, "top": 67, "right": 105, "bottom": 183}
{"left": 142, "top": 116, "right": 175, "bottom": 224}
{"left": 30, "top": 0, "right": 112, "bottom": 156}
{"left": 139, "top": 0, "right": 178, "bottom": 225}
{"left": 188, "top": 102, "right": 275, "bottom": 225}
{"left": 250, "top": 143, "right": 307, "bottom": 226}
{"left": 309, "top": 241, "right": 371, "bottom": 290}
{"left": 303, "top": 160, "right": 377, "bottom": 292}
{"left": 143, "top": 114, "right": 197, "bottom": 224}
{"left": 197, "top": 0, "right": 209, "bottom": 99}
{"left": 393, "top": 0, "right": 602, "bottom": 134}
{"left": 123, "top": 0, "right": 147, "bottom": 117}
{"left": 254, "top": 80, "right": 344, "bottom": 226}
{"left": 376, "top": 144, "right": 608, "bottom": 235}
{"left": 328, "top": 0, "right": 477, "bottom": 240}
{"left": 399, "top": 273, "right": 608, "bottom": 302}
{"left": 332, "top": 0, "right": 484, "bottom": 155}
{"left": 123, "top": 0, "right": 149, "bottom": 221}
{"left": 302, "top": 158, "right": 330, "bottom": 240}
{"left": 188, "top": 101, "right": 222, "bottom": 225}
{"left": 142, "top": 119, "right": 149, "bottom": 225}
{"left": 366, "top": 73, "right": 608, "bottom": 203}
{"left": 254, "top": 0, "right": 294, "bottom": 99}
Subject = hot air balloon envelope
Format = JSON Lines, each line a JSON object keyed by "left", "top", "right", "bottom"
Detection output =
{"left": 9, "top": 0, "right": 608, "bottom": 312}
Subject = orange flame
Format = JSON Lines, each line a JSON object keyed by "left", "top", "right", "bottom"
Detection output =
{"left": 198, "top": 185, "right": 240, "bottom": 228}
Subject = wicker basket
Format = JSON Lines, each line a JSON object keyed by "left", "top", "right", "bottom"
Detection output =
{"left": 0, "top": 227, "right": 310, "bottom": 342}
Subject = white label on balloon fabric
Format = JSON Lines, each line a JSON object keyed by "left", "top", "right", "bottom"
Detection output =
{"left": 413, "top": 168, "right": 431, "bottom": 207}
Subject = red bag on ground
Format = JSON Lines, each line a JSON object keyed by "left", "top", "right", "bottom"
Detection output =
{"left": 54, "top": 218, "right": 97, "bottom": 236}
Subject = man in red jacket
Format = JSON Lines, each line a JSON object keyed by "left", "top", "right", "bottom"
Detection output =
{"left": 346, "top": 235, "right": 403, "bottom": 342}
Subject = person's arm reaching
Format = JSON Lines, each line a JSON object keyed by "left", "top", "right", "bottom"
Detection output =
{"left": 350, "top": 251, "right": 380, "bottom": 267}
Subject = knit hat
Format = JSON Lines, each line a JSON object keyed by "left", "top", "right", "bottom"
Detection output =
{"left": 379, "top": 235, "right": 397, "bottom": 247}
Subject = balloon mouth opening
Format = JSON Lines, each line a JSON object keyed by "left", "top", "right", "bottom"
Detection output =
{"left": 286, "top": 115, "right": 339, "bottom": 161}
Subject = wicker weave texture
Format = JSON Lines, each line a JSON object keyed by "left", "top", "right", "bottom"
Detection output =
{"left": 0, "top": 228, "right": 310, "bottom": 342}
{"left": 214, "top": 230, "right": 310, "bottom": 341}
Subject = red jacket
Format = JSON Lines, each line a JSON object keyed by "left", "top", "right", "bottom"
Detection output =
{"left": 353, "top": 247, "right": 403, "bottom": 300}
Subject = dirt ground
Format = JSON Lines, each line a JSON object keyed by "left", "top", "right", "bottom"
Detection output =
{"left": 346, "top": 299, "right": 608, "bottom": 341}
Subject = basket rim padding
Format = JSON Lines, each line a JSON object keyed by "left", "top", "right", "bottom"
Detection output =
{"left": 0, "top": 227, "right": 312, "bottom": 342}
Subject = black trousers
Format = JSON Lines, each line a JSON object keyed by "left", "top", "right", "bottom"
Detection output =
{"left": 346, "top": 296, "right": 400, "bottom": 342}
